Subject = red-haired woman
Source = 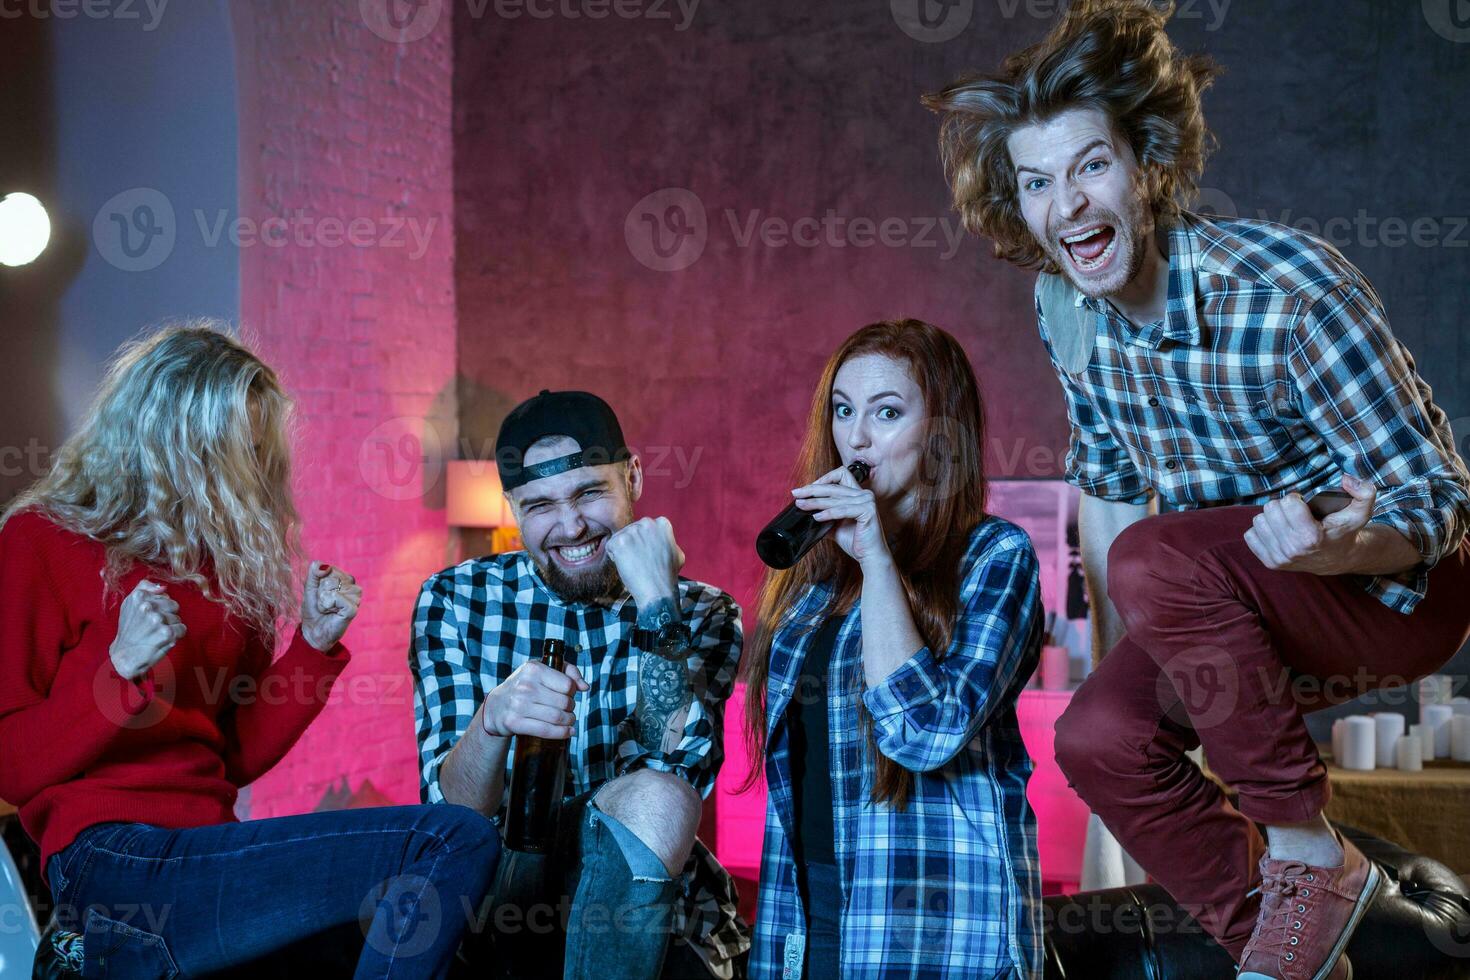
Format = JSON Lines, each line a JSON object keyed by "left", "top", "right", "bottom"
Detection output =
{"left": 741, "top": 319, "right": 1045, "bottom": 978}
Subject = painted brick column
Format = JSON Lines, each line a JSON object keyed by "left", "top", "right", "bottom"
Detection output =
{"left": 231, "top": 0, "right": 456, "bottom": 817}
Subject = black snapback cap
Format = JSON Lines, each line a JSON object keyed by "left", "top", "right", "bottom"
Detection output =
{"left": 494, "top": 390, "right": 631, "bottom": 491}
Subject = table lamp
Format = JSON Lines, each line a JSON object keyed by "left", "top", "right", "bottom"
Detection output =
{"left": 446, "top": 460, "right": 521, "bottom": 556}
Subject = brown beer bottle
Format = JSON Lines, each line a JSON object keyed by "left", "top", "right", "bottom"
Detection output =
{"left": 756, "top": 459, "right": 870, "bottom": 569}
{"left": 502, "top": 637, "right": 572, "bottom": 853}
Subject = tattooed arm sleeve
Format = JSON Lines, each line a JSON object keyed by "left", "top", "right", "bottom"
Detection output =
{"left": 615, "top": 587, "right": 743, "bottom": 797}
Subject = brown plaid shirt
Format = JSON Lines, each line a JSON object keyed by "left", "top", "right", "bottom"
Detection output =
{"left": 1036, "top": 210, "right": 1470, "bottom": 614}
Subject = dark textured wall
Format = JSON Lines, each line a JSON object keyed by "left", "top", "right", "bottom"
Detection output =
{"left": 453, "top": 1, "right": 1470, "bottom": 619}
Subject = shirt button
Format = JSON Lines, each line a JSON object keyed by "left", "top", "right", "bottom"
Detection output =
{"left": 1165, "top": 460, "right": 1178, "bottom": 470}
{"left": 1148, "top": 397, "right": 1160, "bottom": 407}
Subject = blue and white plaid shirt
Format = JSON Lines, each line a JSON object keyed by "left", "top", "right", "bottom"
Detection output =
{"left": 1038, "top": 209, "right": 1470, "bottom": 614}
{"left": 410, "top": 551, "right": 750, "bottom": 976}
{"left": 750, "top": 518, "right": 1045, "bottom": 978}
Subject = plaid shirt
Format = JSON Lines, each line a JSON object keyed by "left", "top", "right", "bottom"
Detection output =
{"left": 410, "top": 551, "right": 750, "bottom": 976}
{"left": 750, "top": 518, "right": 1045, "bottom": 979}
{"left": 1037, "top": 209, "right": 1470, "bottom": 614}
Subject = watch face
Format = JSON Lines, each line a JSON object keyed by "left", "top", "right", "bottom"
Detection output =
{"left": 635, "top": 621, "right": 691, "bottom": 658}
{"left": 655, "top": 623, "right": 692, "bottom": 652}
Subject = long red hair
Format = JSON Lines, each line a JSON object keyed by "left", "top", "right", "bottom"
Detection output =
{"left": 738, "top": 319, "right": 991, "bottom": 810}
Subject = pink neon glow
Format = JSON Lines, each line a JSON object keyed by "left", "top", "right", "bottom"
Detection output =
{"left": 716, "top": 685, "right": 1090, "bottom": 895}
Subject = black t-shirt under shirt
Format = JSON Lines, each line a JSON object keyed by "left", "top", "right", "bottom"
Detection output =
{"left": 788, "top": 615, "right": 842, "bottom": 867}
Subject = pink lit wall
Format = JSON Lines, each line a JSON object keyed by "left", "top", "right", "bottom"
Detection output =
{"left": 452, "top": 6, "right": 1072, "bottom": 866}
{"left": 450, "top": 7, "right": 1071, "bottom": 614}
{"left": 232, "top": 0, "right": 457, "bottom": 817}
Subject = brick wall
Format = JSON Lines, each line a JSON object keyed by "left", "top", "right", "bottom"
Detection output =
{"left": 231, "top": 0, "right": 457, "bottom": 818}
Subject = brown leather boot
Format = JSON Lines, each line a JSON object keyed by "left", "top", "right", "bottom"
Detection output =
{"left": 1237, "top": 831, "right": 1379, "bottom": 980}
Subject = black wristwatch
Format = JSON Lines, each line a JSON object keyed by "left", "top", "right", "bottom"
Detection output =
{"left": 633, "top": 620, "right": 693, "bottom": 656}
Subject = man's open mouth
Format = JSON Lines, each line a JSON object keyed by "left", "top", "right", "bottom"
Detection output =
{"left": 549, "top": 535, "right": 606, "bottom": 567}
{"left": 1061, "top": 223, "right": 1118, "bottom": 273}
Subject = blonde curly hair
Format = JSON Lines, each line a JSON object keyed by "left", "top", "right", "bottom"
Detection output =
{"left": 923, "top": 0, "right": 1221, "bottom": 272}
{"left": 3, "top": 322, "right": 299, "bottom": 637}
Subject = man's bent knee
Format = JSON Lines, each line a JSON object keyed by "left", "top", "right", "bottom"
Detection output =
{"left": 593, "top": 769, "right": 701, "bottom": 874}
{"left": 1105, "top": 514, "right": 1215, "bottom": 636}
{"left": 1053, "top": 683, "right": 1147, "bottom": 797}
{"left": 1053, "top": 697, "right": 1101, "bottom": 789}
{"left": 1106, "top": 517, "right": 1166, "bottom": 612}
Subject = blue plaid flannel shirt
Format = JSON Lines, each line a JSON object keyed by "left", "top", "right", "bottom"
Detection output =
{"left": 750, "top": 518, "right": 1045, "bottom": 978}
{"left": 1038, "top": 209, "right": 1470, "bottom": 614}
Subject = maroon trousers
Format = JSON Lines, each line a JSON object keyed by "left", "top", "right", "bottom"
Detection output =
{"left": 1054, "top": 505, "right": 1470, "bottom": 961}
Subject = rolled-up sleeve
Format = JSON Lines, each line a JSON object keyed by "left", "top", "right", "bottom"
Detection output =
{"left": 410, "top": 576, "right": 483, "bottom": 805}
{"left": 861, "top": 528, "right": 1043, "bottom": 772}
{"left": 1289, "top": 283, "right": 1470, "bottom": 610}
{"left": 615, "top": 589, "right": 743, "bottom": 799}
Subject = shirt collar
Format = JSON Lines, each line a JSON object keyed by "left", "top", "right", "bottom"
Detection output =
{"left": 1080, "top": 212, "right": 1204, "bottom": 349}
{"left": 793, "top": 579, "right": 837, "bottom": 623}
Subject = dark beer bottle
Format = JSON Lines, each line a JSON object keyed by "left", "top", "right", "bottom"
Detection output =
{"left": 755, "top": 460, "right": 871, "bottom": 569}
{"left": 502, "top": 637, "right": 572, "bottom": 853}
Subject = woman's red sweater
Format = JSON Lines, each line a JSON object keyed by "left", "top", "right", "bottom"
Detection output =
{"left": 0, "top": 510, "right": 350, "bottom": 880}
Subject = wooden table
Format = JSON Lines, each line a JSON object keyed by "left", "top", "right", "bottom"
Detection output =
{"left": 1321, "top": 758, "right": 1470, "bottom": 874}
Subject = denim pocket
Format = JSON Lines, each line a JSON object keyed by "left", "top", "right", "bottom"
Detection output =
{"left": 83, "top": 907, "right": 180, "bottom": 978}
{"left": 47, "top": 836, "right": 92, "bottom": 902}
{"left": 47, "top": 850, "right": 72, "bottom": 901}
{"left": 49, "top": 823, "right": 136, "bottom": 903}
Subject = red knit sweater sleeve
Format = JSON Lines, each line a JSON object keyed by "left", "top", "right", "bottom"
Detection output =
{"left": 219, "top": 626, "right": 351, "bottom": 787}
{"left": 0, "top": 512, "right": 158, "bottom": 806}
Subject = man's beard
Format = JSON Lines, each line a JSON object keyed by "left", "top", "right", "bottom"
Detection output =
{"left": 535, "top": 551, "right": 625, "bottom": 605}
{"left": 1047, "top": 182, "right": 1153, "bottom": 299}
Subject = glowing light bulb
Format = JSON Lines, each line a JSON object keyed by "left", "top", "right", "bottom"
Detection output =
{"left": 0, "top": 192, "right": 52, "bottom": 267}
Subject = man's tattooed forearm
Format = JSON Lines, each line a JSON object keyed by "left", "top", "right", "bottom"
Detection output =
{"left": 637, "top": 595, "right": 679, "bottom": 630}
{"left": 636, "top": 652, "right": 692, "bottom": 751}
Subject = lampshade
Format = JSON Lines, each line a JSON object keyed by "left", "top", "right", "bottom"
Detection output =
{"left": 446, "top": 460, "right": 513, "bottom": 528}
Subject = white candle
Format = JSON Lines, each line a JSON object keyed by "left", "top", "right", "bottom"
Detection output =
{"left": 1425, "top": 704, "right": 1455, "bottom": 758}
{"left": 1341, "top": 716, "right": 1377, "bottom": 771}
{"left": 1450, "top": 696, "right": 1470, "bottom": 717}
{"left": 1418, "top": 675, "right": 1453, "bottom": 707}
{"left": 1411, "top": 723, "right": 1435, "bottom": 763}
{"left": 1331, "top": 718, "right": 1347, "bottom": 766}
{"left": 1372, "top": 712, "right": 1405, "bottom": 768}
{"left": 1396, "top": 734, "right": 1424, "bottom": 772}
{"left": 1452, "top": 716, "right": 1470, "bottom": 763}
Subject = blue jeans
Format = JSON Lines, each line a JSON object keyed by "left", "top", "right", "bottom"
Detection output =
{"left": 45, "top": 803, "right": 500, "bottom": 979}
{"left": 472, "top": 790, "right": 696, "bottom": 979}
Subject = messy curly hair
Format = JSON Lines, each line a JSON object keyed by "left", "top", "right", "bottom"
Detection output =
{"left": 922, "top": 0, "right": 1221, "bottom": 273}
{"left": 2, "top": 322, "right": 300, "bottom": 638}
